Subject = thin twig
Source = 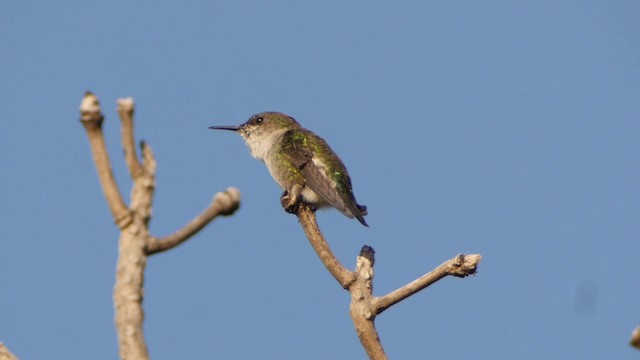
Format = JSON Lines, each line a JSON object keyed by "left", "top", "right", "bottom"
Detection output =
{"left": 117, "top": 97, "right": 142, "bottom": 178}
{"left": 146, "top": 187, "right": 241, "bottom": 255}
{"left": 80, "top": 92, "right": 131, "bottom": 228}
{"left": 372, "top": 254, "right": 481, "bottom": 315}
{"left": 296, "top": 205, "right": 355, "bottom": 288}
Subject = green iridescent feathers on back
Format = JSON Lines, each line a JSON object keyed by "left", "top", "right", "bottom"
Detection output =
{"left": 280, "top": 128, "right": 367, "bottom": 225}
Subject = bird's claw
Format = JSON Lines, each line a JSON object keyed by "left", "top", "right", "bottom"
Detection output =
{"left": 280, "top": 190, "right": 301, "bottom": 214}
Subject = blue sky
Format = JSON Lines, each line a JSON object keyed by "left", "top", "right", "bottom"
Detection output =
{"left": 1, "top": 1, "right": 639, "bottom": 359}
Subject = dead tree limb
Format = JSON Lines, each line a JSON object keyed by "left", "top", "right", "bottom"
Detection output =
{"left": 146, "top": 190, "right": 240, "bottom": 255}
{"left": 297, "top": 207, "right": 355, "bottom": 288}
{"left": 0, "top": 343, "right": 19, "bottom": 360}
{"left": 372, "top": 253, "right": 481, "bottom": 315}
{"left": 80, "top": 92, "right": 240, "bottom": 360}
{"left": 80, "top": 93, "right": 131, "bottom": 228}
{"left": 296, "top": 205, "right": 481, "bottom": 360}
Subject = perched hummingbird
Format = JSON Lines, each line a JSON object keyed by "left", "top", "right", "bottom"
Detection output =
{"left": 210, "top": 112, "right": 368, "bottom": 226}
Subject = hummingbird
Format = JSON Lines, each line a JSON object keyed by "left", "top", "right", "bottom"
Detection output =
{"left": 210, "top": 112, "right": 368, "bottom": 227}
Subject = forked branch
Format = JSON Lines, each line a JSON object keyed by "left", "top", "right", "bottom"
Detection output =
{"left": 80, "top": 92, "right": 131, "bottom": 228}
{"left": 80, "top": 92, "right": 240, "bottom": 360}
{"left": 294, "top": 204, "right": 481, "bottom": 359}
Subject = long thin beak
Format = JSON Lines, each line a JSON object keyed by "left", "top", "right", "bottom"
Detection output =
{"left": 209, "top": 125, "right": 241, "bottom": 131}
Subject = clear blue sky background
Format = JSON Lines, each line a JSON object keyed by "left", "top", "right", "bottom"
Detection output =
{"left": 1, "top": 2, "right": 639, "bottom": 359}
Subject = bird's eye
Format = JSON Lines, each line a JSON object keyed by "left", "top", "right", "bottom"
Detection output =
{"left": 256, "top": 116, "right": 263, "bottom": 124}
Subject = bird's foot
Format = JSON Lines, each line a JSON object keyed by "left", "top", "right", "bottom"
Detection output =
{"left": 280, "top": 190, "right": 301, "bottom": 214}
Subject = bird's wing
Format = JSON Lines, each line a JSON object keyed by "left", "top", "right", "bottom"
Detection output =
{"left": 284, "top": 130, "right": 362, "bottom": 222}
{"left": 303, "top": 159, "right": 368, "bottom": 226}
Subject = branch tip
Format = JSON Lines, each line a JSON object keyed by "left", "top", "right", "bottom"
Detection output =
{"left": 141, "top": 142, "right": 156, "bottom": 167}
{"left": 213, "top": 187, "right": 241, "bottom": 215}
{"left": 80, "top": 91, "right": 101, "bottom": 114}
{"left": 79, "top": 91, "right": 103, "bottom": 127}
{"left": 117, "top": 97, "right": 135, "bottom": 113}
{"left": 358, "top": 245, "right": 375, "bottom": 265}
{"left": 146, "top": 187, "right": 241, "bottom": 255}
{"left": 449, "top": 253, "right": 482, "bottom": 278}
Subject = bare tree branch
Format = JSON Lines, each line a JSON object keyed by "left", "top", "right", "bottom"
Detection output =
{"left": 80, "top": 92, "right": 131, "bottom": 228}
{"left": 113, "top": 224, "right": 150, "bottom": 360}
{"left": 297, "top": 205, "right": 355, "bottom": 288}
{"left": 130, "top": 141, "right": 156, "bottom": 224}
{"left": 0, "top": 343, "right": 19, "bottom": 360}
{"left": 146, "top": 187, "right": 241, "bottom": 255}
{"left": 80, "top": 92, "right": 240, "bottom": 360}
{"left": 350, "top": 246, "right": 386, "bottom": 360}
{"left": 117, "top": 98, "right": 143, "bottom": 178}
{"left": 112, "top": 135, "right": 156, "bottom": 360}
{"left": 294, "top": 203, "right": 481, "bottom": 359}
{"left": 372, "top": 254, "right": 481, "bottom": 315}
